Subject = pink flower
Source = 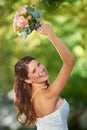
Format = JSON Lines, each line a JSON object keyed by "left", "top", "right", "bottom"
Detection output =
{"left": 17, "top": 16, "right": 28, "bottom": 28}
{"left": 13, "top": 20, "right": 17, "bottom": 32}
{"left": 18, "top": 5, "right": 27, "bottom": 14}
{"left": 15, "top": 12, "right": 20, "bottom": 19}
{"left": 13, "top": 5, "right": 42, "bottom": 38}
{"left": 13, "top": 13, "right": 20, "bottom": 32}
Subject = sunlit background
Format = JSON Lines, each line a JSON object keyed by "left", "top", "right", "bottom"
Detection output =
{"left": 0, "top": 0, "right": 87, "bottom": 130}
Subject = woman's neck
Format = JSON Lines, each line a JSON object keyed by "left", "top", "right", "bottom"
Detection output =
{"left": 32, "top": 82, "right": 47, "bottom": 90}
{"left": 31, "top": 82, "right": 47, "bottom": 102}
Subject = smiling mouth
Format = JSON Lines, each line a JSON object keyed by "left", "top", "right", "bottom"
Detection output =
{"left": 40, "top": 72, "right": 48, "bottom": 78}
{"left": 43, "top": 73, "right": 48, "bottom": 78}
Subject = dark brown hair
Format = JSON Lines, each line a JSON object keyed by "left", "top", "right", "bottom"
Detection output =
{"left": 14, "top": 56, "right": 36, "bottom": 126}
{"left": 13, "top": 56, "right": 50, "bottom": 127}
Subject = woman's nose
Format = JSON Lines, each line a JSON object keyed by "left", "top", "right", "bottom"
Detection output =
{"left": 39, "top": 69, "right": 44, "bottom": 77}
{"left": 38, "top": 65, "right": 44, "bottom": 73}
{"left": 39, "top": 66, "right": 43, "bottom": 72}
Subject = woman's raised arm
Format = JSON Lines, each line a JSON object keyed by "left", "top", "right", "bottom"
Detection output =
{"left": 37, "top": 23, "right": 75, "bottom": 98}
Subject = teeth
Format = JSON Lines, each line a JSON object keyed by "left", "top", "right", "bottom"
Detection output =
{"left": 40, "top": 72, "right": 47, "bottom": 77}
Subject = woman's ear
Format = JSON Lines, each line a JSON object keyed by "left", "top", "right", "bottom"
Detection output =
{"left": 25, "top": 79, "right": 32, "bottom": 84}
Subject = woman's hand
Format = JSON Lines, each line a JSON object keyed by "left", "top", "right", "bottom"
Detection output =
{"left": 37, "top": 22, "right": 53, "bottom": 36}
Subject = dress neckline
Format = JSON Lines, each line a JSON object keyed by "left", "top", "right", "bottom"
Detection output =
{"left": 36, "top": 99, "right": 67, "bottom": 119}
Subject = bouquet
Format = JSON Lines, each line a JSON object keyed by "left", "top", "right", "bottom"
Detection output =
{"left": 13, "top": 5, "right": 42, "bottom": 38}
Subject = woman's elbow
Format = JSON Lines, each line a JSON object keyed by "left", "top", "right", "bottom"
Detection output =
{"left": 68, "top": 56, "right": 75, "bottom": 68}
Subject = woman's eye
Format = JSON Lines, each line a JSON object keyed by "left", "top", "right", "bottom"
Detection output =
{"left": 33, "top": 69, "right": 36, "bottom": 73}
{"left": 37, "top": 63, "right": 40, "bottom": 66}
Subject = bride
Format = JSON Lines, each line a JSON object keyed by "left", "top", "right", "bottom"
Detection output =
{"left": 13, "top": 22, "right": 75, "bottom": 130}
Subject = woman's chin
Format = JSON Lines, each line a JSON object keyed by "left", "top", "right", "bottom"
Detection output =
{"left": 43, "top": 75, "right": 48, "bottom": 81}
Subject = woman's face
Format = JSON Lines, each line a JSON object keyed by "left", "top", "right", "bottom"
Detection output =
{"left": 27, "top": 60, "right": 48, "bottom": 84}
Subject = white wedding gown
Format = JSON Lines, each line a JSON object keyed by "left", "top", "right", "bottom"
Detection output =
{"left": 36, "top": 99, "right": 69, "bottom": 130}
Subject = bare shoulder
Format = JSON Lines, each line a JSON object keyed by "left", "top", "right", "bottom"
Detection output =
{"left": 33, "top": 91, "right": 58, "bottom": 117}
{"left": 43, "top": 61, "right": 75, "bottom": 100}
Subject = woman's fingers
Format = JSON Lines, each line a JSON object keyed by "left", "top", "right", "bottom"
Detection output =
{"left": 36, "top": 22, "right": 51, "bottom": 35}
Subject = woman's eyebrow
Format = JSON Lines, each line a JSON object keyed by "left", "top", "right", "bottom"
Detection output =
{"left": 37, "top": 62, "right": 40, "bottom": 66}
{"left": 32, "top": 62, "right": 39, "bottom": 73}
{"left": 32, "top": 68, "right": 36, "bottom": 73}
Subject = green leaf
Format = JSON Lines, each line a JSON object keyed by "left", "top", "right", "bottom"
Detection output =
{"left": 32, "top": 11, "right": 41, "bottom": 19}
{"left": 22, "top": 28, "right": 27, "bottom": 38}
{"left": 27, "top": 27, "right": 31, "bottom": 34}
{"left": 26, "top": 7, "right": 34, "bottom": 15}
{"left": 34, "top": 22, "right": 40, "bottom": 30}
{"left": 29, "top": 23, "right": 35, "bottom": 32}
{"left": 26, "top": 6, "right": 42, "bottom": 20}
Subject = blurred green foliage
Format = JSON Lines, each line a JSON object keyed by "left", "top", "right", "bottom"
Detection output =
{"left": 0, "top": 0, "right": 87, "bottom": 113}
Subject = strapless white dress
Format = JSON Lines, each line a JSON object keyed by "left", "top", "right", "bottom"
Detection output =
{"left": 36, "top": 99, "right": 69, "bottom": 130}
